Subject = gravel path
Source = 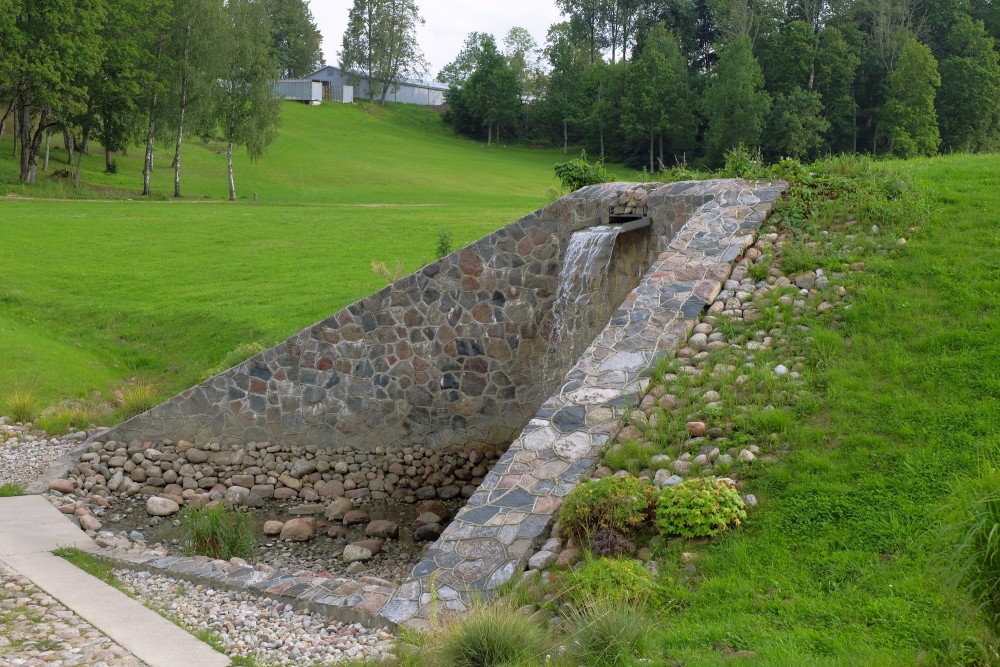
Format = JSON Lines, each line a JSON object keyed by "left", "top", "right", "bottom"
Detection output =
{"left": 114, "top": 569, "right": 395, "bottom": 665}
{"left": 0, "top": 563, "right": 146, "bottom": 667}
{"left": 0, "top": 423, "right": 89, "bottom": 489}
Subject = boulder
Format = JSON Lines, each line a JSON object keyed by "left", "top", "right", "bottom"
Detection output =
{"left": 316, "top": 480, "right": 345, "bottom": 498}
{"left": 325, "top": 497, "right": 354, "bottom": 521}
{"left": 47, "top": 479, "right": 75, "bottom": 494}
{"left": 413, "top": 523, "right": 442, "bottom": 542}
{"left": 342, "top": 509, "right": 370, "bottom": 526}
{"left": 185, "top": 449, "right": 209, "bottom": 464}
{"left": 262, "top": 521, "right": 284, "bottom": 536}
{"left": 343, "top": 539, "right": 382, "bottom": 562}
{"left": 365, "top": 520, "right": 399, "bottom": 539}
{"left": 78, "top": 515, "right": 102, "bottom": 532}
{"left": 279, "top": 518, "right": 314, "bottom": 541}
{"left": 146, "top": 496, "right": 180, "bottom": 517}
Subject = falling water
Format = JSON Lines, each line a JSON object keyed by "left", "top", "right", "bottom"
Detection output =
{"left": 553, "top": 225, "right": 621, "bottom": 342}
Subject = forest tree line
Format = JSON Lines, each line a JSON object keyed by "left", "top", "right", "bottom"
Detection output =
{"left": 443, "top": 0, "right": 1000, "bottom": 169}
{"left": 0, "top": 0, "right": 323, "bottom": 197}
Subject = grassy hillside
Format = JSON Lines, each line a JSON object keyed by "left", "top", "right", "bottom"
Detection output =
{"left": 0, "top": 102, "right": 634, "bottom": 422}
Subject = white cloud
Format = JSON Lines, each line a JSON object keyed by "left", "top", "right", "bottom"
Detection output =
{"left": 308, "top": 0, "right": 565, "bottom": 82}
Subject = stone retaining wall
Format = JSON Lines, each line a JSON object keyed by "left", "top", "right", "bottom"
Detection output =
{"left": 94, "top": 184, "right": 714, "bottom": 454}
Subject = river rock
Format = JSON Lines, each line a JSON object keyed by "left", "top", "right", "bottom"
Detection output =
{"left": 279, "top": 518, "right": 314, "bottom": 541}
{"left": 185, "top": 449, "right": 209, "bottom": 464}
{"left": 325, "top": 498, "right": 354, "bottom": 521}
{"left": 413, "top": 523, "right": 442, "bottom": 542}
{"left": 262, "top": 521, "right": 284, "bottom": 536}
{"left": 342, "top": 509, "right": 370, "bottom": 526}
{"left": 48, "top": 479, "right": 75, "bottom": 494}
{"left": 146, "top": 496, "right": 180, "bottom": 517}
{"left": 365, "top": 520, "right": 399, "bottom": 539}
{"left": 343, "top": 540, "right": 382, "bottom": 563}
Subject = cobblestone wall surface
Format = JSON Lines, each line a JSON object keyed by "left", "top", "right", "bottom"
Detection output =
{"left": 94, "top": 183, "right": 715, "bottom": 453}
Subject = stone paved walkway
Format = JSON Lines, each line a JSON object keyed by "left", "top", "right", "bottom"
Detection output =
{"left": 379, "top": 179, "right": 786, "bottom": 628}
{"left": 0, "top": 496, "right": 229, "bottom": 667}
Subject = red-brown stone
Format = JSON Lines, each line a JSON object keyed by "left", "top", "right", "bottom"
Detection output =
{"left": 316, "top": 357, "right": 333, "bottom": 371}
{"left": 459, "top": 249, "right": 484, "bottom": 276}
{"left": 471, "top": 302, "right": 493, "bottom": 323}
{"left": 461, "top": 275, "right": 481, "bottom": 291}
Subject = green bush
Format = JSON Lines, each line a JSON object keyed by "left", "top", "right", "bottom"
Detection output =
{"left": 563, "top": 600, "right": 656, "bottom": 667}
{"left": 435, "top": 229, "right": 453, "bottom": 259}
{"left": 655, "top": 478, "right": 747, "bottom": 538}
{"left": 177, "top": 503, "right": 258, "bottom": 562}
{"left": 553, "top": 151, "right": 610, "bottom": 191}
{"left": 557, "top": 556, "right": 664, "bottom": 607}
{"left": 433, "top": 602, "right": 550, "bottom": 667}
{"left": 114, "top": 378, "right": 158, "bottom": 418}
{"left": 559, "top": 475, "right": 658, "bottom": 540}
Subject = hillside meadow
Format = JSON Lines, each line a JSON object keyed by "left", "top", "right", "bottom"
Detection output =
{"left": 0, "top": 102, "right": 635, "bottom": 420}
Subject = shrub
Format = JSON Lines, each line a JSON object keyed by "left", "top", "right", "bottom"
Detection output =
{"left": 4, "top": 386, "right": 39, "bottom": 424}
{"left": 557, "top": 556, "right": 664, "bottom": 607}
{"left": 559, "top": 476, "right": 658, "bottom": 541}
{"left": 655, "top": 478, "right": 747, "bottom": 538}
{"left": 433, "top": 602, "right": 550, "bottom": 667}
{"left": 435, "top": 229, "right": 453, "bottom": 259}
{"left": 371, "top": 259, "right": 405, "bottom": 285}
{"left": 0, "top": 484, "right": 25, "bottom": 497}
{"left": 114, "top": 378, "right": 158, "bottom": 418}
{"left": 563, "top": 599, "right": 656, "bottom": 667}
{"left": 553, "top": 151, "right": 610, "bottom": 191}
{"left": 177, "top": 503, "right": 258, "bottom": 562}
{"left": 589, "top": 527, "right": 635, "bottom": 557}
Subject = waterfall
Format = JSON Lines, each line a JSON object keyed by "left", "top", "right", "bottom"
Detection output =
{"left": 553, "top": 225, "right": 621, "bottom": 342}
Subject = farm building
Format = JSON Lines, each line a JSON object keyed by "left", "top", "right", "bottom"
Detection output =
{"left": 273, "top": 79, "right": 324, "bottom": 105}
{"left": 307, "top": 66, "right": 447, "bottom": 106}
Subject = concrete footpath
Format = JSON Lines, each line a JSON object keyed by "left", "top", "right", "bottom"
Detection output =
{"left": 0, "top": 495, "right": 230, "bottom": 667}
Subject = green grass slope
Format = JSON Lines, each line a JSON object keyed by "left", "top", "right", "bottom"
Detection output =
{"left": 0, "top": 102, "right": 627, "bottom": 419}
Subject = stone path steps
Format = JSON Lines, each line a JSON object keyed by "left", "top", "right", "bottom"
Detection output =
{"left": 0, "top": 495, "right": 230, "bottom": 667}
{"left": 379, "top": 179, "right": 786, "bottom": 629}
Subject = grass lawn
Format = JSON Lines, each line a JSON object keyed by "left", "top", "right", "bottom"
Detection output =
{"left": 647, "top": 154, "right": 1000, "bottom": 664}
{"left": 0, "top": 102, "right": 635, "bottom": 418}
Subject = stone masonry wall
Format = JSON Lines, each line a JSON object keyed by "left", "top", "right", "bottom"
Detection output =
{"left": 95, "top": 185, "right": 708, "bottom": 454}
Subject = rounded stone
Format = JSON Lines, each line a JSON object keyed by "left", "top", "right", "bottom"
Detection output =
{"left": 279, "top": 518, "right": 315, "bottom": 541}
{"left": 145, "top": 496, "right": 180, "bottom": 517}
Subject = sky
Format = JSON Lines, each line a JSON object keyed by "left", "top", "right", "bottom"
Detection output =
{"left": 307, "top": 0, "right": 566, "bottom": 83}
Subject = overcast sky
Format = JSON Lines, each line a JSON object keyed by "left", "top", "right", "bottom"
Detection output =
{"left": 308, "top": 0, "right": 566, "bottom": 83}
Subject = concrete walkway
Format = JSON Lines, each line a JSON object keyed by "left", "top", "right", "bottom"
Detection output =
{"left": 0, "top": 495, "right": 230, "bottom": 667}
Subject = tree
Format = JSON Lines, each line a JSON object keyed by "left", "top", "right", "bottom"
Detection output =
{"left": 555, "top": 0, "right": 608, "bottom": 63}
{"left": 215, "top": 0, "right": 282, "bottom": 201}
{"left": 703, "top": 35, "right": 771, "bottom": 164}
{"left": 445, "top": 34, "right": 521, "bottom": 144}
{"left": 543, "top": 23, "right": 586, "bottom": 153}
{"left": 935, "top": 15, "right": 1000, "bottom": 152}
{"left": 504, "top": 27, "right": 544, "bottom": 98}
{"left": 267, "top": 0, "right": 324, "bottom": 78}
{"left": 437, "top": 32, "right": 488, "bottom": 86}
{"left": 814, "top": 26, "right": 861, "bottom": 153}
{"left": 878, "top": 37, "right": 940, "bottom": 157}
{"left": 582, "top": 59, "right": 627, "bottom": 161}
{"left": 163, "top": 0, "right": 224, "bottom": 198}
{"left": 340, "top": 0, "right": 429, "bottom": 105}
{"left": 764, "top": 88, "right": 829, "bottom": 160}
{"left": 621, "top": 24, "right": 695, "bottom": 172}
{"left": 3, "top": 0, "right": 106, "bottom": 183}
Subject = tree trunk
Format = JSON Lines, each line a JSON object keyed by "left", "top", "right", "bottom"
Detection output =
{"left": 173, "top": 101, "right": 186, "bottom": 197}
{"left": 658, "top": 133, "right": 664, "bottom": 171}
{"left": 487, "top": 125, "right": 492, "bottom": 146}
{"left": 649, "top": 128, "right": 654, "bottom": 174}
{"left": 18, "top": 97, "right": 49, "bottom": 184}
{"left": 43, "top": 131, "right": 50, "bottom": 172}
{"left": 600, "top": 127, "right": 605, "bottom": 163}
{"left": 227, "top": 140, "right": 236, "bottom": 201}
{"left": 64, "top": 130, "right": 74, "bottom": 165}
{"left": 12, "top": 110, "right": 17, "bottom": 158}
{"left": 563, "top": 119, "right": 568, "bottom": 154}
{"left": 74, "top": 123, "right": 90, "bottom": 188}
{"left": 105, "top": 148, "right": 113, "bottom": 173}
{"left": 143, "top": 90, "right": 157, "bottom": 196}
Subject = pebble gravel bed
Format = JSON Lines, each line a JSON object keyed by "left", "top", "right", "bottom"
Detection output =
{"left": 114, "top": 569, "right": 395, "bottom": 665}
{"left": 0, "top": 563, "right": 145, "bottom": 667}
{"left": 0, "top": 423, "right": 90, "bottom": 489}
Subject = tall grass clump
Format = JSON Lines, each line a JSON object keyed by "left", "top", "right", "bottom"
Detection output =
{"left": 4, "top": 386, "right": 39, "bottom": 424}
{"left": 177, "top": 503, "right": 258, "bottom": 562}
{"left": 431, "top": 602, "right": 550, "bottom": 667}
{"left": 934, "top": 460, "right": 1000, "bottom": 630}
{"left": 563, "top": 599, "right": 657, "bottom": 667}
{"left": 114, "top": 378, "right": 158, "bottom": 418}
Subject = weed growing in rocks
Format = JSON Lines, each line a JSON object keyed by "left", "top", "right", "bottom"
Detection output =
{"left": 177, "top": 503, "right": 258, "bottom": 562}
{"left": 113, "top": 378, "right": 158, "bottom": 418}
{"left": 559, "top": 476, "right": 658, "bottom": 542}
{"left": 562, "top": 599, "right": 657, "bottom": 667}
{"left": 429, "top": 601, "right": 552, "bottom": 667}
{"left": 0, "top": 483, "right": 24, "bottom": 496}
